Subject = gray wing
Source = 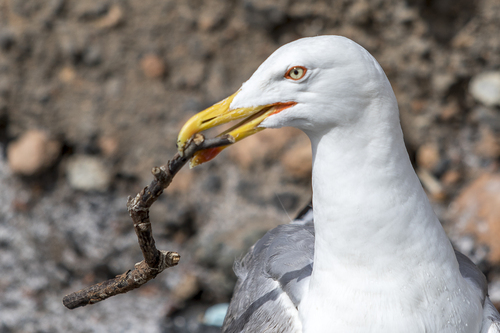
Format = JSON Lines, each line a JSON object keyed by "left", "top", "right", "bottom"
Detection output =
{"left": 222, "top": 205, "right": 314, "bottom": 333}
{"left": 455, "top": 250, "right": 500, "bottom": 332}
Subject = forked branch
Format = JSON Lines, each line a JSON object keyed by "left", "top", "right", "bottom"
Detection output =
{"left": 62, "top": 134, "right": 234, "bottom": 309}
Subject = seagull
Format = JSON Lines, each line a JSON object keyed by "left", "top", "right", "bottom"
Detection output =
{"left": 177, "top": 36, "right": 500, "bottom": 333}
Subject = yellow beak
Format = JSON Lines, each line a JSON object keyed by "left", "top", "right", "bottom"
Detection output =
{"left": 177, "top": 91, "right": 296, "bottom": 167}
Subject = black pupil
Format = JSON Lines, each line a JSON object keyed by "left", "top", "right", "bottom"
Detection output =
{"left": 293, "top": 69, "right": 299, "bottom": 75}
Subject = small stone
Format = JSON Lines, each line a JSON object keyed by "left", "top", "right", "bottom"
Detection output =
{"left": 140, "top": 54, "right": 166, "bottom": 79}
{"left": 281, "top": 138, "right": 312, "bottom": 178}
{"left": 58, "top": 66, "right": 76, "bottom": 83}
{"left": 450, "top": 173, "right": 500, "bottom": 263}
{"left": 416, "top": 143, "right": 440, "bottom": 171}
{"left": 66, "top": 155, "right": 112, "bottom": 191}
{"left": 432, "top": 73, "right": 455, "bottom": 95}
{"left": 7, "top": 130, "right": 61, "bottom": 176}
{"left": 441, "top": 169, "right": 461, "bottom": 187}
{"left": 98, "top": 136, "right": 118, "bottom": 157}
{"left": 95, "top": 4, "right": 123, "bottom": 29}
{"left": 469, "top": 71, "right": 500, "bottom": 107}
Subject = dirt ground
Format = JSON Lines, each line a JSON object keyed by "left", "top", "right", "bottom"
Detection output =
{"left": 1, "top": 0, "right": 500, "bottom": 332}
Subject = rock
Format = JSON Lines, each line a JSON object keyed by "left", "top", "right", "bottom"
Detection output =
{"left": 7, "top": 130, "right": 61, "bottom": 176}
{"left": 441, "top": 169, "right": 461, "bottom": 187}
{"left": 98, "top": 136, "right": 119, "bottom": 157}
{"left": 58, "top": 66, "right": 76, "bottom": 83}
{"left": 65, "top": 155, "right": 112, "bottom": 191}
{"left": 469, "top": 71, "right": 500, "bottom": 107}
{"left": 140, "top": 54, "right": 166, "bottom": 79}
{"left": 450, "top": 173, "right": 500, "bottom": 263}
{"left": 203, "top": 303, "right": 229, "bottom": 327}
{"left": 198, "top": 2, "right": 226, "bottom": 31}
{"left": 416, "top": 143, "right": 440, "bottom": 172}
{"left": 95, "top": 4, "right": 123, "bottom": 29}
{"left": 432, "top": 73, "right": 455, "bottom": 95}
{"left": 280, "top": 138, "right": 312, "bottom": 178}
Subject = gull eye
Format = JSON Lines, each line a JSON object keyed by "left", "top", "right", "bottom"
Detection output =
{"left": 285, "top": 66, "right": 307, "bottom": 80}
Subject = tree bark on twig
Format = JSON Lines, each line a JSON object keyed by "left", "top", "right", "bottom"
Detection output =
{"left": 62, "top": 134, "right": 234, "bottom": 309}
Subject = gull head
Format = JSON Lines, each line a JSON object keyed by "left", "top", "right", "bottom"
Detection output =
{"left": 177, "top": 35, "right": 395, "bottom": 167}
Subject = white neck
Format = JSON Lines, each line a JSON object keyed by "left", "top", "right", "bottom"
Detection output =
{"left": 298, "top": 96, "right": 480, "bottom": 332}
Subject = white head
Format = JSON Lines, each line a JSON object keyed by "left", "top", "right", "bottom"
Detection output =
{"left": 177, "top": 36, "right": 399, "bottom": 166}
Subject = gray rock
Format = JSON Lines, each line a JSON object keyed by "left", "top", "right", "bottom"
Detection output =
{"left": 66, "top": 155, "right": 112, "bottom": 192}
{"left": 469, "top": 71, "right": 500, "bottom": 107}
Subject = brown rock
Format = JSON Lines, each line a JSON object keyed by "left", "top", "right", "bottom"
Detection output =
{"left": 281, "top": 138, "right": 312, "bottom": 178}
{"left": 8, "top": 130, "right": 61, "bottom": 176}
{"left": 228, "top": 127, "right": 303, "bottom": 168}
{"left": 450, "top": 173, "right": 500, "bottom": 263}
{"left": 140, "top": 54, "right": 166, "bottom": 79}
{"left": 95, "top": 5, "right": 123, "bottom": 29}
{"left": 416, "top": 143, "right": 440, "bottom": 171}
{"left": 58, "top": 66, "right": 76, "bottom": 83}
{"left": 441, "top": 169, "right": 461, "bottom": 187}
{"left": 98, "top": 136, "right": 119, "bottom": 157}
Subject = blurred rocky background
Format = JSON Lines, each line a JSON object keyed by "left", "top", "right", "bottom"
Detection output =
{"left": 1, "top": 0, "right": 499, "bottom": 332}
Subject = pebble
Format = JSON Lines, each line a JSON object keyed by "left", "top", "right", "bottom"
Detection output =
{"left": 441, "top": 169, "right": 461, "bottom": 187}
{"left": 140, "top": 54, "right": 166, "bottom": 79}
{"left": 450, "top": 173, "right": 500, "bottom": 263}
{"left": 7, "top": 130, "right": 61, "bottom": 176}
{"left": 98, "top": 136, "right": 119, "bottom": 157}
{"left": 95, "top": 4, "right": 123, "bottom": 29}
{"left": 203, "top": 303, "right": 229, "bottom": 327}
{"left": 416, "top": 143, "right": 440, "bottom": 172}
{"left": 65, "top": 155, "right": 112, "bottom": 191}
{"left": 469, "top": 71, "right": 500, "bottom": 107}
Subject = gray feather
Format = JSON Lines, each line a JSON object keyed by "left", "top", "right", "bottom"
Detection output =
{"left": 222, "top": 206, "right": 314, "bottom": 333}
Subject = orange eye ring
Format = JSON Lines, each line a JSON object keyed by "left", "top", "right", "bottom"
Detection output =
{"left": 285, "top": 66, "right": 307, "bottom": 80}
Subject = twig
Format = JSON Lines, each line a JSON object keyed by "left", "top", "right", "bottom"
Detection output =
{"left": 62, "top": 134, "right": 235, "bottom": 309}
